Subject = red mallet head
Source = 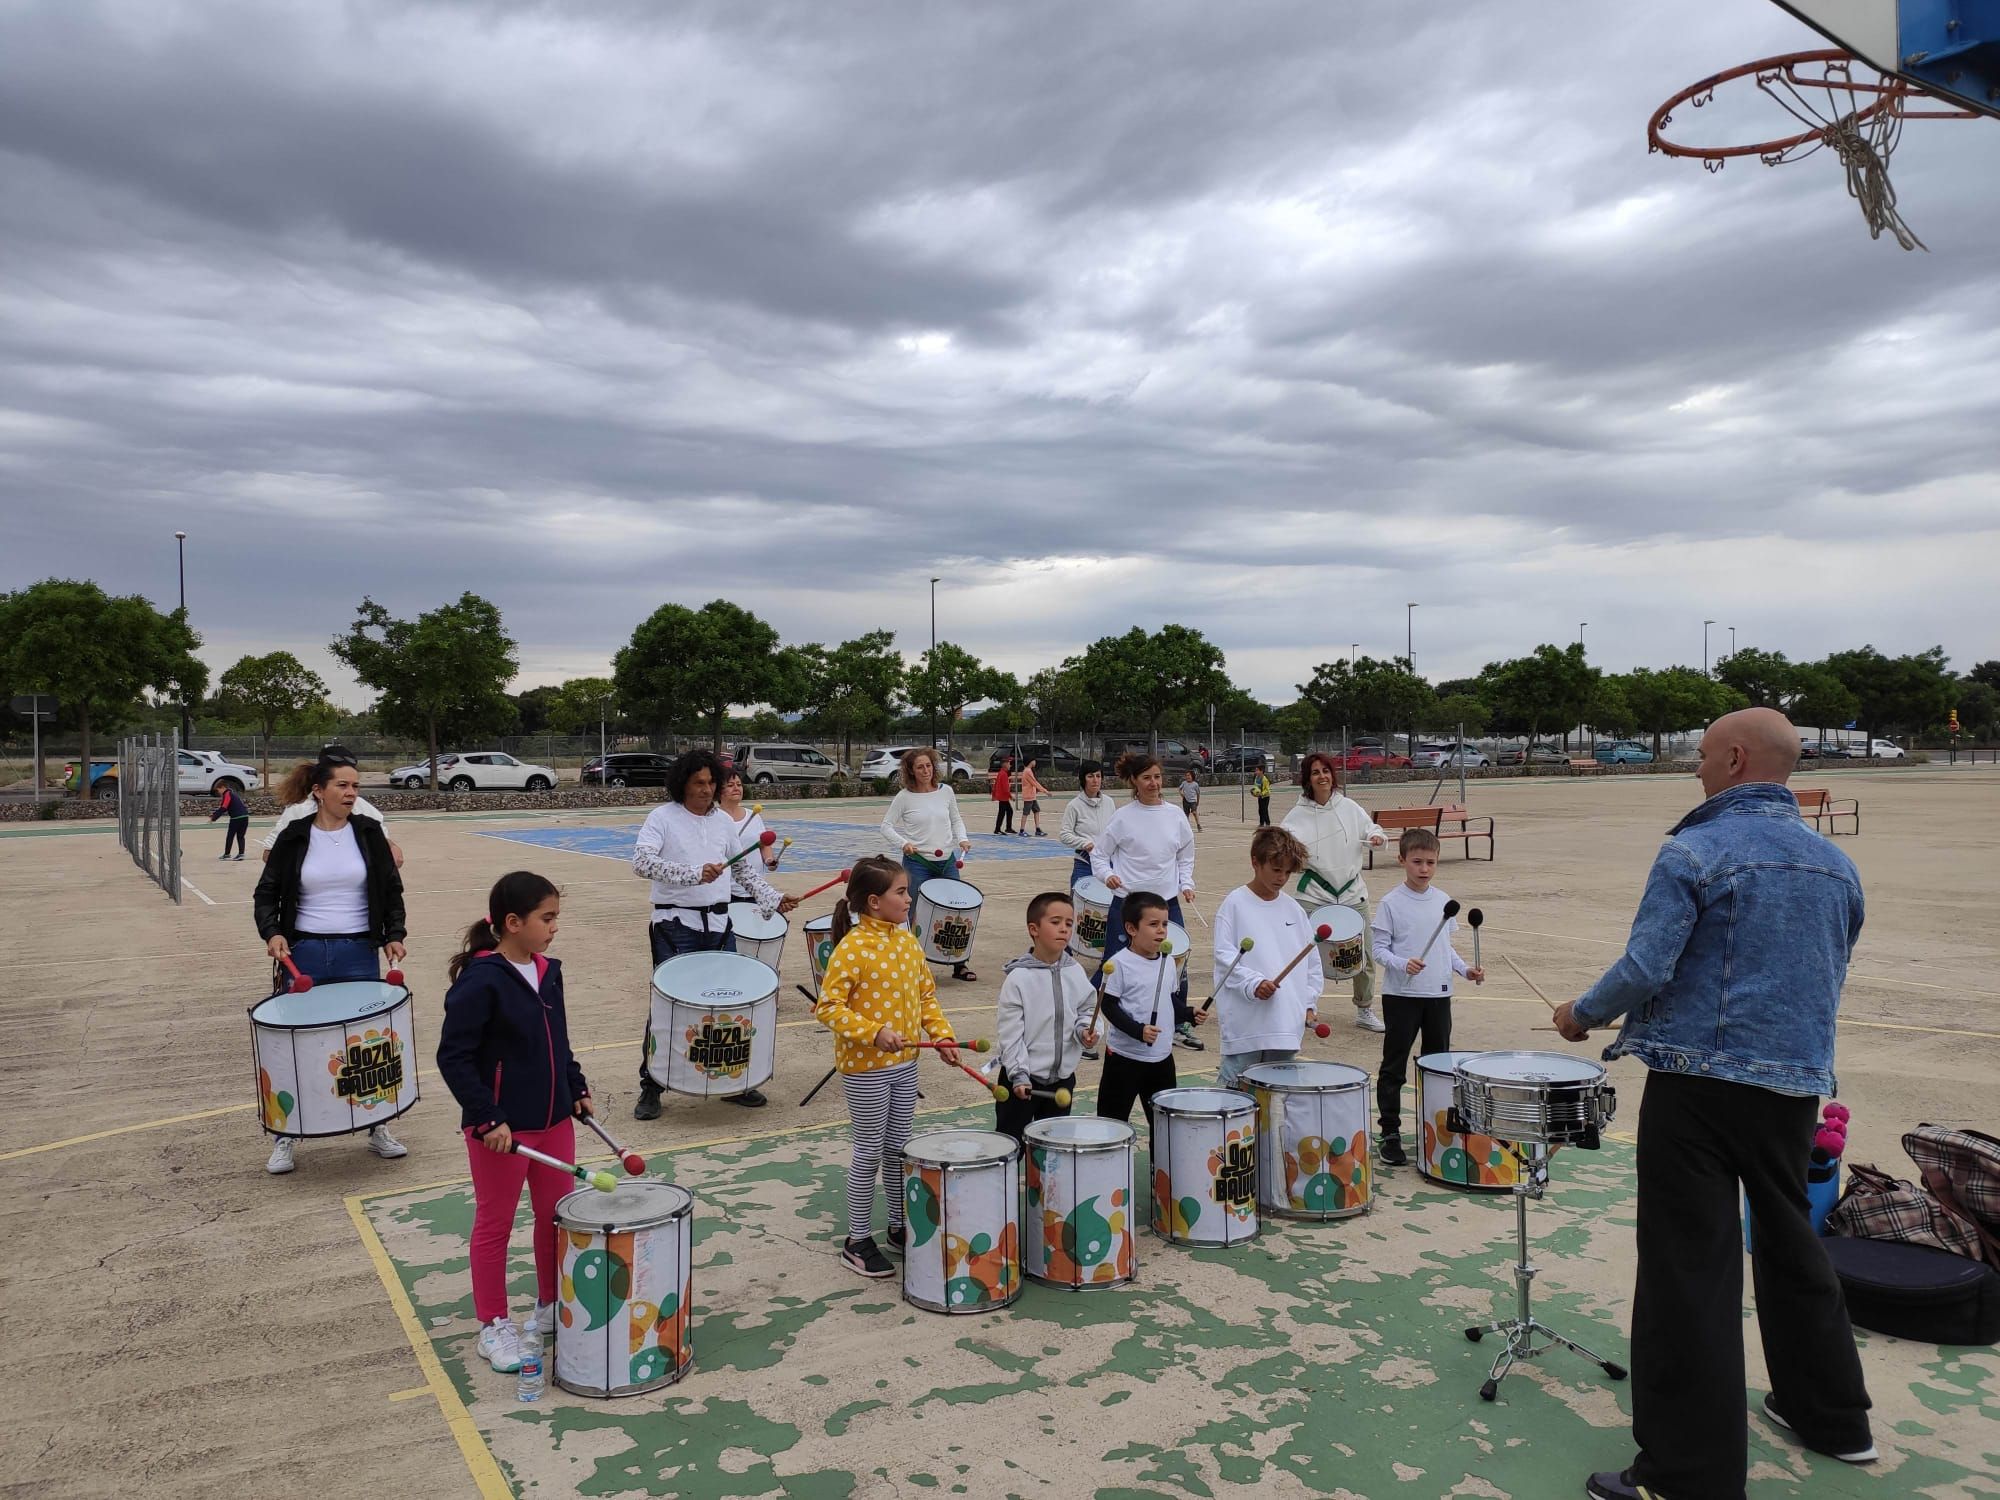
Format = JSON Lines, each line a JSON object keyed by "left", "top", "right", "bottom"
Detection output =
{"left": 1314, "top": 924, "right": 1332, "bottom": 941}
{"left": 620, "top": 1151, "right": 647, "bottom": 1175}
{"left": 385, "top": 967, "right": 405, "bottom": 987}
{"left": 280, "top": 955, "right": 314, "bottom": 993}
{"left": 1312, "top": 1022, "right": 1331, "bottom": 1038}
{"left": 1813, "top": 1125, "right": 1846, "bottom": 1157}
{"left": 1823, "top": 1102, "right": 1852, "bottom": 1124}
{"left": 760, "top": 829, "right": 777, "bottom": 847}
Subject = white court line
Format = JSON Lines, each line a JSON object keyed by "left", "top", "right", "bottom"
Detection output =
{"left": 178, "top": 875, "right": 216, "bottom": 906}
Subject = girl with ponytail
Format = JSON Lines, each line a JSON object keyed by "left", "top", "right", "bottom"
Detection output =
{"left": 435, "top": 871, "right": 594, "bottom": 1378}
{"left": 816, "top": 856, "right": 960, "bottom": 1279}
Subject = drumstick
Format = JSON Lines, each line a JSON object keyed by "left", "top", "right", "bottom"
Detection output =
{"left": 798, "top": 1065, "right": 839, "bottom": 1108}
{"left": 511, "top": 1140, "right": 618, "bottom": 1192}
{"left": 1503, "top": 953, "right": 1562, "bottom": 1014}
{"left": 770, "top": 836, "right": 792, "bottom": 869}
{"left": 721, "top": 831, "right": 778, "bottom": 870}
{"left": 1271, "top": 927, "right": 1333, "bottom": 986}
{"left": 796, "top": 868, "right": 852, "bottom": 903}
{"left": 1184, "top": 896, "right": 1209, "bottom": 929}
{"left": 1200, "top": 937, "right": 1256, "bottom": 1014}
{"left": 910, "top": 1037, "right": 990, "bottom": 1053}
{"left": 1467, "top": 908, "right": 1483, "bottom": 971}
{"left": 277, "top": 954, "right": 313, "bottom": 993}
{"left": 794, "top": 983, "right": 821, "bottom": 1009}
{"left": 1146, "top": 940, "right": 1174, "bottom": 1027}
{"left": 1086, "top": 959, "right": 1116, "bottom": 1036}
{"left": 1415, "top": 899, "right": 1462, "bottom": 967}
{"left": 936, "top": 1052, "right": 1008, "bottom": 1101}
{"left": 580, "top": 1114, "right": 647, "bottom": 1175}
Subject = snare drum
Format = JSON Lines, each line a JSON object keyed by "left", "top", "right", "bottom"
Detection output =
{"left": 728, "top": 902, "right": 788, "bottom": 973}
{"left": 1150, "top": 1088, "right": 1258, "bottom": 1246}
{"left": 1453, "top": 1051, "right": 1615, "bottom": 1147}
{"left": 913, "top": 878, "right": 983, "bottom": 967}
{"left": 1310, "top": 904, "right": 1368, "bottom": 981}
{"left": 1024, "top": 1117, "right": 1136, "bottom": 1289}
{"left": 1069, "top": 877, "right": 1115, "bottom": 964}
{"left": 648, "top": 952, "right": 778, "bottom": 1099}
{"left": 1415, "top": 1051, "right": 1518, "bottom": 1192}
{"left": 250, "top": 980, "right": 418, "bottom": 1138}
{"left": 553, "top": 1180, "right": 694, "bottom": 1397}
{"left": 902, "top": 1130, "right": 1022, "bottom": 1313}
{"left": 1243, "top": 1061, "right": 1371, "bottom": 1219}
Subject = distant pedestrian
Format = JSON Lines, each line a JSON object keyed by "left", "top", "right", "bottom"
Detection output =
{"left": 992, "top": 756, "right": 1015, "bottom": 835}
{"left": 1019, "top": 758, "right": 1047, "bottom": 837}
{"left": 1179, "top": 769, "right": 1202, "bottom": 831}
{"left": 210, "top": 783, "right": 251, "bottom": 860}
{"left": 1251, "top": 767, "right": 1273, "bottom": 826}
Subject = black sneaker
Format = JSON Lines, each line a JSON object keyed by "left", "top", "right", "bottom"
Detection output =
{"left": 1080, "top": 1045, "right": 1099, "bottom": 1061}
{"left": 1584, "top": 1472, "right": 1651, "bottom": 1500}
{"left": 1174, "top": 1023, "right": 1205, "bottom": 1052}
{"left": 841, "top": 1236, "right": 895, "bottom": 1278}
{"left": 1762, "top": 1393, "right": 1877, "bottom": 1463}
{"left": 633, "top": 1082, "right": 663, "bottom": 1121}
{"left": 723, "top": 1088, "right": 769, "bottom": 1108}
{"left": 882, "top": 1224, "right": 907, "bottom": 1257}
{"left": 1378, "top": 1134, "right": 1408, "bottom": 1167}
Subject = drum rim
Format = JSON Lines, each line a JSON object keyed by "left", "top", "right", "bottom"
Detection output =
{"left": 1308, "top": 904, "right": 1367, "bottom": 938}
{"left": 1151, "top": 1086, "right": 1257, "bottom": 1117}
{"left": 913, "top": 879, "right": 983, "bottom": 906}
{"left": 1024, "top": 1117, "right": 1135, "bottom": 1149}
{"left": 554, "top": 1180, "right": 695, "bottom": 1233}
{"left": 650, "top": 952, "right": 779, "bottom": 1004}
{"left": 1241, "top": 1060, "right": 1370, "bottom": 1090}
{"left": 551, "top": 1350, "right": 694, "bottom": 1399}
{"left": 1453, "top": 1049, "right": 1607, "bottom": 1085}
{"left": 1069, "top": 876, "right": 1114, "bottom": 900}
{"left": 904, "top": 1127, "right": 1021, "bottom": 1165}
{"left": 248, "top": 981, "right": 411, "bottom": 1028}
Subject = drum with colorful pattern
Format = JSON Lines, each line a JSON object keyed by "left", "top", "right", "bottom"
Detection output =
{"left": 913, "top": 878, "right": 983, "bottom": 967}
{"left": 1150, "top": 1087, "right": 1258, "bottom": 1247}
{"left": 1069, "top": 876, "right": 1116, "bottom": 965}
{"left": 250, "top": 979, "right": 418, "bottom": 1139}
{"left": 1415, "top": 1051, "right": 1519, "bottom": 1192}
{"left": 1243, "top": 1060, "right": 1371, "bottom": 1219}
{"left": 1310, "top": 904, "right": 1368, "bottom": 980}
{"left": 552, "top": 1180, "right": 694, "bottom": 1397}
{"left": 1023, "top": 1116, "right": 1136, "bottom": 1289}
{"left": 648, "top": 952, "right": 777, "bottom": 1099}
{"left": 901, "top": 1129, "right": 1022, "bottom": 1313}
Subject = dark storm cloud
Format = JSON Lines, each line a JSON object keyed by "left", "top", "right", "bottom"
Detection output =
{"left": 1, "top": 0, "right": 1995, "bottom": 696}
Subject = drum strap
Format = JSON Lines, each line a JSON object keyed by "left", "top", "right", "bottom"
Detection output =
{"left": 653, "top": 902, "right": 732, "bottom": 930}
{"left": 1298, "top": 870, "right": 1355, "bottom": 902}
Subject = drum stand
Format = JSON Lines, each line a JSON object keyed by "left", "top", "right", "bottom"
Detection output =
{"left": 1464, "top": 1143, "right": 1628, "bottom": 1401}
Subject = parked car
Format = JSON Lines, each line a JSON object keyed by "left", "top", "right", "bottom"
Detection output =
{"left": 1339, "top": 746, "right": 1412, "bottom": 770}
{"left": 1411, "top": 743, "right": 1491, "bottom": 769}
{"left": 1110, "top": 740, "right": 1204, "bottom": 774}
{"left": 177, "top": 749, "right": 259, "bottom": 796}
{"left": 986, "top": 743, "right": 1086, "bottom": 776}
{"left": 1499, "top": 742, "right": 1567, "bottom": 766}
{"left": 391, "top": 755, "right": 456, "bottom": 789}
{"left": 1208, "top": 747, "right": 1270, "bottom": 774}
{"left": 1594, "top": 740, "right": 1656, "bottom": 765}
{"left": 734, "top": 742, "right": 843, "bottom": 786}
{"left": 62, "top": 758, "right": 119, "bottom": 796}
{"left": 437, "top": 751, "right": 559, "bottom": 792}
{"left": 1866, "top": 739, "right": 1906, "bottom": 759}
{"left": 581, "top": 752, "right": 673, "bottom": 787}
{"left": 860, "top": 746, "right": 975, "bottom": 784}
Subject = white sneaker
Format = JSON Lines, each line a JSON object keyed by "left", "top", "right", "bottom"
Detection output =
{"left": 1354, "top": 1008, "right": 1387, "bottom": 1033}
{"left": 367, "top": 1123, "right": 408, "bottom": 1159}
{"left": 1762, "top": 1393, "right": 1877, "bottom": 1463}
{"left": 265, "top": 1137, "right": 296, "bottom": 1174}
{"left": 478, "top": 1317, "right": 523, "bottom": 1373}
{"left": 523, "top": 1300, "right": 558, "bottom": 1339}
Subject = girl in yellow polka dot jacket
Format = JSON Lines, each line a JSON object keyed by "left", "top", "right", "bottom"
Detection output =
{"left": 817, "top": 856, "right": 960, "bottom": 1277}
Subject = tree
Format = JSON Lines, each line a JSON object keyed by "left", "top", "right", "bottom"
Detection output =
{"left": 1955, "top": 679, "right": 1999, "bottom": 741}
{"left": 512, "top": 684, "right": 562, "bottom": 735}
{"left": 1622, "top": 666, "right": 1736, "bottom": 759}
{"left": 1296, "top": 659, "right": 1363, "bottom": 734}
{"left": 1584, "top": 675, "right": 1636, "bottom": 740}
{"left": 0, "top": 578, "right": 207, "bottom": 794}
{"left": 905, "top": 642, "right": 1003, "bottom": 752}
{"left": 1785, "top": 666, "right": 1859, "bottom": 741}
{"left": 790, "top": 631, "right": 904, "bottom": 768}
{"left": 545, "top": 677, "right": 618, "bottom": 739}
{"left": 1027, "top": 661, "right": 1094, "bottom": 745}
{"left": 1822, "top": 645, "right": 1953, "bottom": 743}
{"left": 1078, "top": 626, "right": 1231, "bottom": 744}
{"left": 1478, "top": 645, "right": 1595, "bottom": 748}
{"left": 216, "top": 651, "right": 331, "bottom": 782}
{"left": 332, "top": 594, "right": 518, "bottom": 788}
{"left": 1970, "top": 661, "right": 2000, "bottom": 692}
{"left": 1423, "top": 691, "right": 1492, "bottom": 738}
{"left": 1713, "top": 648, "right": 1794, "bottom": 708}
{"left": 612, "top": 600, "right": 784, "bottom": 752}
{"left": 1210, "top": 684, "right": 1274, "bottom": 742}
{"left": 1274, "top": 701, "right": 1318, "bottom": 756}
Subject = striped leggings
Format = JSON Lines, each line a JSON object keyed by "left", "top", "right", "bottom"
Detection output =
{"left": 841, "top": 1061, "right": 918, "bottom": 1242}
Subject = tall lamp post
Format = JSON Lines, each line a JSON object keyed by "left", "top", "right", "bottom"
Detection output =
{"left": 1405, "top": 602, "right": 1418, "bottom": 756}
{"left": 1730, "top": 625, "right": 1737, "bottom": 658}
{"left": 929, "top": 576, "right": 940, "bottom": 751}
{"left": 1350, "top": 642, "right": 1358, "bottom": 668}
{"left": 1579, "top": 622, "right": 1587, "bottom": 648}
{"left": 1704, "top": 619, "right": 1716, "bottom": 676}
{"left": 174, "top": 531, "right": 190, "bottom": 748}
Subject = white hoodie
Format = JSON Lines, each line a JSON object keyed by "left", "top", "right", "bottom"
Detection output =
{"left": 1279, "top": 792, "right": 1388, "bottom": 907}
{"left": 994, "top": 951, "right": 1097, "bottom": 1083}
{"left": 1212, "top": 885, "right": 1320, "bottom": 1053}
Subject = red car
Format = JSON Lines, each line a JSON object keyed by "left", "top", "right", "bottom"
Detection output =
{"left": 1340, "top": 747, "right": 1411, "bottom": 770}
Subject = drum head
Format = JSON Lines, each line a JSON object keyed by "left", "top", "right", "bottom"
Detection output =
{"left": 1310, "top": 904, "right": 1366, "bottom": 943}
{"left": 1025, "top": 1116, "right": 1133, "bottom": 1148}
{"left": 555, "top": 1180, "right": 693, "bottom": 1234}
{"left": 651, "top": 950, "right": 776, "bottom": 1003}
{"left": 1456, "top": 1050, "right": 1605, "bottom": 1086}
{"left": 1416, "top": 1049, "right": 1488, "bottom": 1077}
{"left": 917, "top": 879, "right": 981, "bottom": 911}
{"left": 727, "top": 902, "right": 787, "bottom": 941}
{"left": 803, "top": 914, "right": 834, "bottom": 936}
{"left": 1241, "top": 1060, "right": 1368, "bottom": 1091}
{"left": 251, "top": 979, "right": 406, "bottom": 1028}
{"left": 906, "top": 1128, "right": 1017, "bottom": 1165}
{"left": 1153, "top": 1087, "right": 1253, "bottom": 1116}
{"left": 1071, "top": 876, "right": 1114, "bottom": 905}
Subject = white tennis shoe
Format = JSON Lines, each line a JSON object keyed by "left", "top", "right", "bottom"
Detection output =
{"left": 1354, "top": 1008, "right": 1387, "bottom": 1033}
{"left": 367, "top": 1124, "right": 408, "bottom": 1159}
{"left": 479, "top": 1318, "right": 523, "bottom": 1373}
{"left": 265, "top": 1137, "right": 296, "bottom": 1174}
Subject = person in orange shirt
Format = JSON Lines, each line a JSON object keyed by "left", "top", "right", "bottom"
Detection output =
{"left": 815, "top": 856, "right": 960, "bottom": 1277}
{"left": 1018, "top": 757, "right": 1048, "bottom": 837}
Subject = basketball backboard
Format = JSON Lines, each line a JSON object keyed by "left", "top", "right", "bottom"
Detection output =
{"left": 1773, "top": 0, "right": 2000, "bottom": 118}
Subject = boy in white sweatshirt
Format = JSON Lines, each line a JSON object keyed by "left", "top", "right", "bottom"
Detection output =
{"left": 993, "top": 892, "right": 1101, "bottom": 1142}
{"left": 1095, "top": 893, "right": 1206, "bottom": 1127}
{"left": 1212, "top": 828, "right": 1322, "bottom": 1088}
{"left": 1369, "top": 828, "right": 1484, "bottom": 1165}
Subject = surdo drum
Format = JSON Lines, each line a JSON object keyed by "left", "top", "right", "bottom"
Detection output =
{"left": 647, "top": 952, "right": 777, "bottom": 1099}
{"left": 1023, "top": 1117, "right": 1136, "bottom": 1289}
{"left": 250, "top": 979, "right": 418, "bottom": 1139}
{"left": 1150, "top": 1087, "right": 1259, "bottom": 1246}
{"left": 1311, "top": 904, "right": 1368, "bottom": 981}
{"left": 1242, "top": 1061, "right": 1371, "bottom": 1219}
{"left": 1453, "top": 1051, "right": 1615, "bottom": 1148}
{"left": 913, "top": 878, "right": 983, "bottom": 967}
{"left": 553, "top": 1180, "right": 695, "bottom": 1397}
{"left": 1416, "top": 1051, "right": 1519, "bottom": 1191}
{"left": 727, "top": 902, "right": 788, "bottom": 973}
{"left": 902, "top": 1130, "right": 1022, "bottom": 1313}
{"left": 1069, "top": 877, "right": 1115, "bottom": 964}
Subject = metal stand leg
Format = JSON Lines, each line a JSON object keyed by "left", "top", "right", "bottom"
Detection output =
{"left": 1464, "top": 1145, "right": 1628, "bottom": 1400}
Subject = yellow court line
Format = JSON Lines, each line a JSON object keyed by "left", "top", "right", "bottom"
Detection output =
{"left": 345, "top": 1195, "right": 514, "bottom": 1500}
{"left": 0, "top": 1102, "right": 254, "bottom": 1163}
{"left": 389, "top": 1385, "right": 434, "bottom": 1403}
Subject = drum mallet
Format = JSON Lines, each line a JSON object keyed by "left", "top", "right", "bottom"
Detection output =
{"left": 770, "top": 836, "right": 792, "bottom": 869}
{"left": 1503, "top": 953, "right": 1562, "bottom": 1015}
{"left": 1415, "top": 899, "right": 1462, "bottom": 968}
{"left": 936, "top": 1051, "right": 1008, "bottom": 1101}
{"left": 911, "top": 1038, "right": 990, "bottom": 1054}
{"left": 796, "top": 868, "right": 852, "bottom": 903}
{"left": 1199, "top": 937, "right": 1256, "bottom": 1015}
{"left": 1028, "top": 1087, "right": 1073, "bottom": 1106}
{"left": 1184, "top": 895, "right": 1209, "bottom": 929}
{"left": 384, "top": 965, "right": 405, "bottom": 987}
{"left": 581, "top": 1114, "right": 647, "bottom": 1175}
{"left": 277, "top": 954, "right": 314, "bottom": 993}
{"left": 511, "top": 1140, "right": 618, "bottom": 1192}
{"left": 798, "top": 1065, "right": 839, "bottom": 1108}
{"left": 721, "top": 830, "right": 778, "bottom": 870}
{"left": 1270, "top": 927, "right": 1333, "bottom": 986}
{"left": 1144, "top": 939, "right": 1175, "bottom": 1026}
{"left": 1467, "top": 907, "right": 1483, "bottom": 972}
{"left": 794, "top": 984, "right": 821, "bottom": 1009}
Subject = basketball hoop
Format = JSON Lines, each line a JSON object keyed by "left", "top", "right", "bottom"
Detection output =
{"left": 1648, "top": 49, "right": 1981, "bottom": 250}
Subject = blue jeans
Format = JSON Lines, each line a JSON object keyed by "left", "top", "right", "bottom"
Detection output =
{"left": 290, "top": 936, "right": 380, "bottom": 985}
{"left": 642, "top": 918, "right": 736, "bottom": 1086}
{"left": 1069, "top": 857, "right": 1092, "bottom": 890}
{"left": 902, "top": 856, "right": 971, "bottom": 975}
{"left": 1101, "top": 894, "right": 1191, "bottom": 1025}
{"left": 1218, "top": 1047, "right": 1298, "bottom": 1090}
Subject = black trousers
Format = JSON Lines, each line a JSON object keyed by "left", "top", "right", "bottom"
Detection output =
{"left": 1628, "top": 1071, "right": 1872, "bottom": 1499}
{"left": 993, "top": 1066, "right": 1076, "bottom": 1143}
{"left": 1377, "top": 993, "right": 1451, "bottom": 1136}
{"left": 994, "top": 800, "right": 1014, "bottom": 834}
{"left": 641, "top": 918, "right": 735, "bottom": 1087}
{"left": 1095, "top": 1051, "right": 1176, "bottom": 1130}
{"left": 222, "top": 817, "right": 248, "bottom": 857}
{"left": 1255, "top": 796, "right": 1271, "bottom": 826}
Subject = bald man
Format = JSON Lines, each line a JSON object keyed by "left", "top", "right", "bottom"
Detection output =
{"left": 1556, "top": 709, "right": 1873, "bottom": 1500}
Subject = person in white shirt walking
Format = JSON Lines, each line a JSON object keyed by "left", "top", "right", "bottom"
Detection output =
{"left": 1282, "top": 752, "right": 1391, "bottom": 1033}
{"left": 1368, "top": 827, "right": 1484, "bottom": 1165}
{"left": 1091, "top": 751, "right": 1202, "bottom": 1050}
{"left": 632, "top": 749, "right": 796, "bottom": 1115}
{"left": 719, "top": 767, "right": 783, "bottom": 870}
{"left": 1212, "top": 828, "right": 1322, "bottom": 1088}
{"left": 880, "top": 747, "right": 978, "bottom": 981}
{"left": 992, "top": 891, "right": 1100, "bottom": 1141}
{"left": 1058, "top": 761, "right": 1115, "bottom": 890}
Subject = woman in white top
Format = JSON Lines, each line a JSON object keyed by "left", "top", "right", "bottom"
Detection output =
{"left": 880, "top": 747, "right": 977, "bottom": 981}
{"left": 718, "top": 767, "right": 782, "bottom": 870}
{"left": 1281, "top": 751, "right": 1391, "bottom": 1033}
{"left": 1089, "top": 751, "right": 1200, "bottom": 1048}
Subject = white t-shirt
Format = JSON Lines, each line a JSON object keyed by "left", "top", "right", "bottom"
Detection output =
{"left": 263, "top": 796, "right": 384, "bottom": 851}
{"left": 1102, "top": 948, "right": 1176, "bottom": 1063}
{"left": 295, "top": 823, "right": 371, "bottom": 934}
{"left": 633, "top": 801, "right": 781, "bottom": 926}
{"left": 1370, "top": 883, "right": 1471, "bottom": 998}
{"left": 1090, "top": 800, "right": 1195, "bottom": 899}
{"left": 508, "top": 957, "right": 540, "bottom": 992}
{"left": 880, "top": 787, "right": 968, "bottom": 860}
{"left": 1212, "top": 885, "right": 1321, "bottom": 1054}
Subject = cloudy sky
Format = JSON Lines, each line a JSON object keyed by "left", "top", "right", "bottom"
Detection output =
{"left": 4, "top": 0, "right": 1997, "bottom": 708}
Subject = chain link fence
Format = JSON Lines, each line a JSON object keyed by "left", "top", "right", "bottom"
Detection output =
{"left": 118, "top": 733, "right": 181, "bottom": 903}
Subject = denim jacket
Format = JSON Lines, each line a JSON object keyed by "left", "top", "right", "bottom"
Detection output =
{"left": 1573, "top": 781, "right": 1863, "bottom": 1097}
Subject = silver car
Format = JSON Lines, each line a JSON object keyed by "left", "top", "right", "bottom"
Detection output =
{"left": 734, "top": 742, "right": 844, "bottom": 786}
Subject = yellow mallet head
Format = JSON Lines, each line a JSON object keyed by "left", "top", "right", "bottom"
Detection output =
{"left": 1238, "top": 937, "right": 1254, "bottom": 952}
{"left": 969, "top": 1037, "right": 991, "bottom": 1053}
{"left": 1053, "top": 1088, "right": 1073, "bottom": 1108}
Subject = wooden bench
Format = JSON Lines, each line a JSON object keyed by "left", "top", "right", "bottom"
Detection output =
{"left": 1568, "top": 757, "right": 1605, "bottom": 774}
{"left": 1363, "top": 804, "right": 1496, "bottom": 865}
{"left": 1794, "top": 787, "right": 1860, "bottom": 835}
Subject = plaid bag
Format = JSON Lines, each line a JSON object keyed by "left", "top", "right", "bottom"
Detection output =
{"left": 1827, "top": 1163, "right": 1986, "bottom": 1261}
{"left": 1904, "top": 1126, "right": 2000, "bottom": 1262}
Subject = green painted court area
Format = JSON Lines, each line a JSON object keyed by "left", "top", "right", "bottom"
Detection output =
{"left": 366, "top": 1103, "right": 2000, "bottom": 1500}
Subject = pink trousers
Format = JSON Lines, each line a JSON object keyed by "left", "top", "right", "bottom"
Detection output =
{"left": 464, "top": 1117, "right": 575, "bottom": 1326}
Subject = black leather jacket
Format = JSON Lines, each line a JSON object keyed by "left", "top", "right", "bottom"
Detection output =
{"left": 253, "top": 812, "right": 406, "bottom": 944}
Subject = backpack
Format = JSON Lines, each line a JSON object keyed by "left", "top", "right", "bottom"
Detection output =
{"left": 1827, "top": 1125, "right": 2000, "bottom": 1264}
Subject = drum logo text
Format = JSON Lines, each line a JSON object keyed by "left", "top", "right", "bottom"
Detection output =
{"left": 1075, "top": 912, "right": 1107, "bottom": 950}
{"left": 1213, "top": 1139, "right": 1256, "bottom": 1212}
{"left": 687, "top": 1015, "right": 754, "bottom": 1076}
{"left": 930, "top": 917, "right": 972, "bottom": 957}
{"left": 334, "top": 1031, "right": 404, "bottom": 1104}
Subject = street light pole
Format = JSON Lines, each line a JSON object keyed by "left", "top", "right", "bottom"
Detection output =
{"left": 1405, "top": 602, "right": 1418, "bottom": 757}
{"left": 1579, "top": 622, "right": 1587, "bottom": 648}
{"left": 174, "top": 531, "right": 190, "bottom": 748}
{"left": 929, "top": 577, "right": 940, "bottom": 751}
{"left": 1703, "top": 619, "right": 1716, "bottom": 676}
{"left": 1730, "top": 625, "right": 1737, "bottom": 658}
{"left": 1350, "top": 643, "right": 1358, "bottom": 668}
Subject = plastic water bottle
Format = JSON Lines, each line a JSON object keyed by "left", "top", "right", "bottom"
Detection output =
{"left": 517, "top": 1326, "right": 544, "bottom": 1402}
